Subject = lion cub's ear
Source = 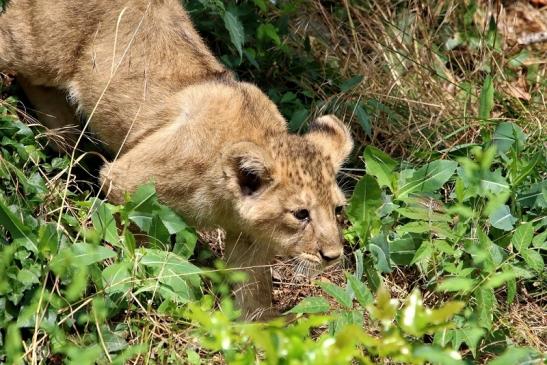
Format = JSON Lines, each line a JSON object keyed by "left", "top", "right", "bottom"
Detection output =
{"left": 222, "top": 141, "right": 274, "bottom": 197}
{"left": 305, "top": 115, "right": 353, "bottom": 170}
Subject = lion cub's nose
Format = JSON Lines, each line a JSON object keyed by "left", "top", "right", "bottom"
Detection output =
{"left": 319, "top": 249, "right": 341, "bottom": 262}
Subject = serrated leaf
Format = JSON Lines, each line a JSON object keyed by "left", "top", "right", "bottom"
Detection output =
{"left": 364, "top": 146, "right": 397, "bottom": 190}
{"left": 476, "top": 287, "right": 496, "bottom": 330}
{"left": 520, "top": 248, "right": 543, "bottom": 272}
{"left": 346, "top": 274, "right": 373, "bottom": 307}
{"left": 286, "top": 296, "right": 330, "bottom": 314}
{"left": 411, "top": 241, "right": 434, "bottom": 265}
{"left": 347, "top": 175, "right": 382, "bottom": 240}
{"left": 223, "top": 9, "right": 245, "bottom": 58}
{"left": 511, "top": 222, "right": 534, "bottom": 253}
{"left": 318, "top": 281, "right": 353, "bottom": 308}
{"left": 489, "top": 205, "right": 517, "bottom": 231}
{"left": 397, "top": 160, "right": 458, "bottom": 198}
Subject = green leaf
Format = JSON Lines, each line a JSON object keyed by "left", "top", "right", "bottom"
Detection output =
{"left": 389, "top": 235, "right": 417, "bottom": 265}
{"left": 339, "top": 75, "right": 363, "bottom": 92}
{"left": 102, "top": 262, "right": 132, "bottom": 294}
{"left": 286, "top": 296, "right": 330, "bottom": 314}
{"left": 476, "top": 287, "right": 496, "bottom": 330}
{"left": 0, "top": 198, "right": 38, "bottom": 252}
{"left": 363, "top": 256, "right": 381, "bottom": 292}
{"left": 72, "top": 243, "right": 117, "bottom": 266}
{"left": 317, "top": 281, "right": 353, "bottom": 308}
{"left": 478, "top": 75, "right": 494, "bottom": 119}
{"left": 397, "top": 160, "right": 458, "bottom": 198}
{"left": 346, "top": 274, "right": 373, "bottom": 307}
{"left": 436, "top": 277, "right": 475, "bottom": 292}
{"left": 489, "top": 205, "right": 517, "bottom": 231}
{"left": 487, "top": 347, "right": 538, "bottom": 365}
{"left": 355, "top": 103, "right": 372, "bottom": 137}
{"left": 223, "top": 9, "right": 245, "bottom": 58}
{"left": 413, "top": 345, "right": 464, "bottom": 365}
{"left": 364, "top": 146, "right": 397, "bottom": 190}
{"left": 520, "top": 248, "right": 544, "bottom": 272}
{"left": 156, "top": 205, "right": 188, "bottom": 234}
{"left": 511, "top": 222, "right": 534, "bottom": 252}
{"left": 411, "top": 241, "right": 434, "bottom": 265}
{"left": 480, "top": 169, "right": 509, "bottom": 194}
{"left": 368, "top": 234, "right": 391, "bottom": 273}
{"left": 257, "top": 23, "right": 280, "bottom": 45}
{"left": 484, "top": 271, "right": 516, "bottom": 289}
{"left": 347, "top": 175, "right": 382, "bottom": 240}
{"left": 91, "top": 201, "right": 119, "bottom": 245}
{"left": 492, "top": 122, "right": 526, "bottom": 154}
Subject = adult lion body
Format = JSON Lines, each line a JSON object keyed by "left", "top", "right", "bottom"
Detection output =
{"left": 0, "top": 0, "right": 353, "bottom": 319}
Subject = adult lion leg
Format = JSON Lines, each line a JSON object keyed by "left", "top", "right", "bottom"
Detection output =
{"left": 17, "top": 78, "right": 81, "bottom": 152}
{"left": 224, "top": 232, "right": 277, "bottom": 321}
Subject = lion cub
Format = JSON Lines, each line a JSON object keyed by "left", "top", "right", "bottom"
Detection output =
{"left": 0, "top": 0, "right": 353, "bottom": 319}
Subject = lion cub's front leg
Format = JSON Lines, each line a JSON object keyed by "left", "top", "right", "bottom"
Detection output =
{"left": 224, "top": 232, "right": 277, "bottom": 321}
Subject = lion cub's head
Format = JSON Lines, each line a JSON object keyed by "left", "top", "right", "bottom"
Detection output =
{"left": 222, "top": 115, "right": 353, "bottom": 275}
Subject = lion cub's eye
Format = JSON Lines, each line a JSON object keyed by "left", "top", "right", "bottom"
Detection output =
{"left": 293, "top": 209, "right": 310, "bottom": 221}
{"left": 335, "top": 205, "right": 344, "bottom": 216}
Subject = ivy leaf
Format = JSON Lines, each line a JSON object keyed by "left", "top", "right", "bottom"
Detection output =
{"left": 364, "top": 146, "right": 397, "bottom": 191}
{"left": 488, "top": 205, "right": 517, "bottom": 231}
{"left": 397, "top": 160, "right": 458, "bottom": 198}
{"left": 223, "top": 9, "right": 245, "bottom": 58}
{"left": 286, "top": 296, "right": 330, "bottom": 314}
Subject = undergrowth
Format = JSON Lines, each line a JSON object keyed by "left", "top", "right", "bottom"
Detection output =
{"left": 0, "top": 0, "right": 545, "bottom": 364}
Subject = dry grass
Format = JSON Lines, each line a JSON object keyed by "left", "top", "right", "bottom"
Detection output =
{"left": 291, "top": 0, "right": 546, "bottom": 160}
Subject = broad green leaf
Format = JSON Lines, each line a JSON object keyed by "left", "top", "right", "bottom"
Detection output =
{"left": 339, "top": 75, "right": 363, "bottom": 92}
{"left": 346, "top": 274, "right": 373, "bottom": 307}
{"left": 396, "top": 207, "right": 452, "bottom": 222}
{"left": 223, "top": 9, "right": 245, "bottom": 58}
{"left": 476, "top": 287, "right": 496, "bottom": 330}
{"left": 436, "top": 277, "right": 475, "bottom": 292}
{"left": 492, "top": 122, "right": 526, "bottom": 154}
{"left": 487, "top": 347, "right": 538, "bottom": 365}
{"left": 72, "top": 243, "right": 116, "bottom": 266}
{"left": 363, "top": 146, "right": 397, "bottom": 190}
{"left": 520, "top": 248, "right": 544, "bottom": 272}
{"left": 17, "top": 268, "right": 40, "bottom": 285}
{"left": 368, "top": 234, "right": 391, "bottom": 273}
{"left": 0, "top": 198, "right": 38, "bottom": 252}
{"left": 484, "top": 271, "right": 516, "bottom": 289}
{"left": 488, "top": 205, "right": 517, "bottom": 231}
{"left": 156, "top": 205, "right": 188, "bottom": 234}
{"left": 141, "top": 249, "right": 201, "bottom": 288}
{"left": 532, "top": 230, "right": 547, "bottom": 249}
{"left": 102, "top": 262, "right": 132, "bottom": 294}
{"left": 397, "top": 160, "right": 458, "bottom": 198}
{"left": 411, "top": 241, "right": 434, "bottom": 265}
{"left": 347, "top": 175, "right": 382, "bottom": 240}
{"left": 91, "top": 201, "right": 119, "bottom": 245}
{"left": 480, "top": 169, "right": 509, "bottom": 194}
{"left": 413, "top": 345, "right": 464, "bottom": 365}
{"left": 511, "top": 222, "right": 533, "bottom": 252}
{"left": 317, "top": 281, "right": 353, "bottom": 308}
{"left": 478, "top": 75, "right": 494, "bottom": 119}
{"left": 389, "top": 235, "right": 417, "bottom": 265}
{"left": 286, "top": 296, "right": 329, "bottom": 314}
{"left": 355, "top": 103, "right": 372, "bottom": 137}
{"left": 363, "top": 256, "right": 381, "bottom": 292}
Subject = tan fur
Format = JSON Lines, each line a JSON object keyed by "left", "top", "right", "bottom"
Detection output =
{"left": 0, "top": 0, "right": 353, "bottom": 320}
